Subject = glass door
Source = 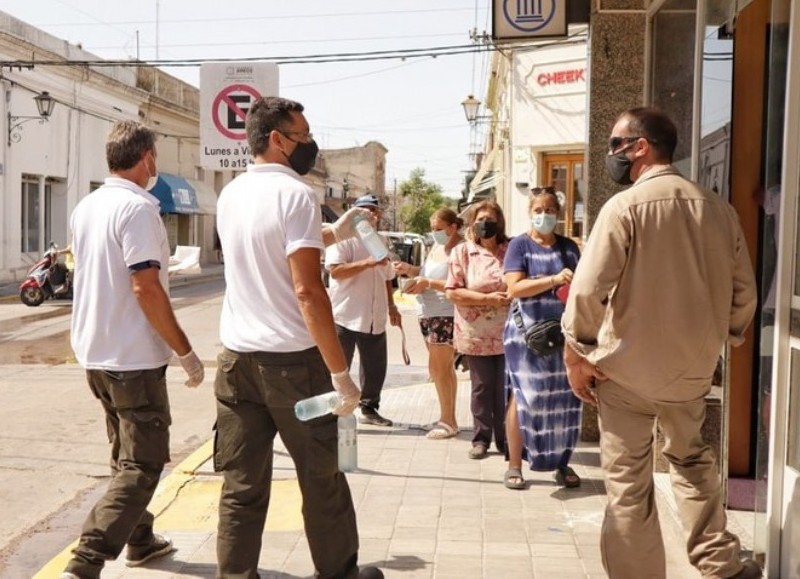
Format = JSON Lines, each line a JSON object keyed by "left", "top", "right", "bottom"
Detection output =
{"left": 768, "top": 0, "right": 800, "bottom": 573}
{"left": 543, "top": 153, "right": 584, "bottom": 239}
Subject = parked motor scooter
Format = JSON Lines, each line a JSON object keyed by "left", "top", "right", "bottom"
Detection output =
{"left": 19, "top": 242, "right": 74, "bottom": 307}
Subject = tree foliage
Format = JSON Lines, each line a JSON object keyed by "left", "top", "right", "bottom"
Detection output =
{"left": 398, "top": 168, "right": 453, "bottom": 234}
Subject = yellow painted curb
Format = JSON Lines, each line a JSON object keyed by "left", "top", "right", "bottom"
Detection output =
{"left": 34, "top": 441, "right": 214, "bottom": 578}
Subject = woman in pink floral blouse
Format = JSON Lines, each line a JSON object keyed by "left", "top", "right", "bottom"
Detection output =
{"left": 445, "top": 200, "right": 511, "bottom": 459}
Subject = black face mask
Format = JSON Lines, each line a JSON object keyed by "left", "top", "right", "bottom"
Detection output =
{"left": 287, "top": 139, "right": 319, "bottom": 175}
{"left": 605, "top": 149, "right": 634, "bottom": 185}
{"left": 474, "top": 220, "right": 499, "bottom": 239}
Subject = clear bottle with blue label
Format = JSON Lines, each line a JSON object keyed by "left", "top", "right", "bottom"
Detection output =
{"left": 353, "top": 215, "right": 389, "bottom": 261}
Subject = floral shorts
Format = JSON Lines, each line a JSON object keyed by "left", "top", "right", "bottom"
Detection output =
{"left": 419, "top": 316, "right": 454, "bottom": 346}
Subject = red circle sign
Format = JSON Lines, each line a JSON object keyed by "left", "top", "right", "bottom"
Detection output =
{"left": 211, "top": 84, "right": 262, "bottom": 140}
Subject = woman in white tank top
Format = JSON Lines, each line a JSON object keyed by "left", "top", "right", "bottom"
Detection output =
{"left": 392, "top": 208, "right": 464, "bottom": 439}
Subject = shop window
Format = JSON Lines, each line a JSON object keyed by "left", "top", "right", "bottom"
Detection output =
{"left": 542, "top": 153, "right": 585, "bottom": 239}
{"left": 20, "top": 176, "right": 56, "bottom": 253}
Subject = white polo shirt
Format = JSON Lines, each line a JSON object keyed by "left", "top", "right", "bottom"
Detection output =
{"left": 70, "top": 177, "right": 172, "bottom": 370}
{"left": 325, "top": 238, "right": 395, "bottom": 335}
{"left": 218, "top": 163, "right": 325, "bottom": 352}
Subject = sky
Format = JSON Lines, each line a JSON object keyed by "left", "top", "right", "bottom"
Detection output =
{"left": 3, "top": 0, "right": 495, "bottom": 198}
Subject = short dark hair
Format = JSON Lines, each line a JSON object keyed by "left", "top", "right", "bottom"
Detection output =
{"left": 246, "top": 97, "right": 304, "bottom": 157}
{"left": 106, "top": 121, "right": 155, "bottom": 171}
{"left": 621, "top": 107, "right": 677, "bottom": 162}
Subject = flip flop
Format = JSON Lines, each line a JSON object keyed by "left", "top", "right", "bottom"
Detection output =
{"left": 426, "top": 422, "right": 457, "bottom": 440}
{"left": 504, "top": 468, "right": 526, "bottom": 490}
{"left": 554, "top": 466, "right": 581, "bottom": 488}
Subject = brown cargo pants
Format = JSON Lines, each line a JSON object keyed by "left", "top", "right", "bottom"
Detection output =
{"left": 213, "top": 347, "right": 359, "bottom": 579}
{"left": 64, "top": 366, "right": 171, "bottom": 579}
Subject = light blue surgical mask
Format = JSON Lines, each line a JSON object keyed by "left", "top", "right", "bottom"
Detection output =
{"left": 431, "top": 230, "right": 450, "bottom": 245}
{"left": 531, "top": 213, "right": 557, "bottom": 235}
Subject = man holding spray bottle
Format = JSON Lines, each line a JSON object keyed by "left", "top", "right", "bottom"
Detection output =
{"left": 214, "top": 96, "right": 383, "bottom": 579}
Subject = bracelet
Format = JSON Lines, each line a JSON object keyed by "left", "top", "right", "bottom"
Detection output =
{"left": 550, "top": 276, "right": 555, "bottom": 289}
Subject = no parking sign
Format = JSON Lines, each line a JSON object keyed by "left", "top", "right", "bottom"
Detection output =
{"left": 199, "top": 62, "right": 279, "bottom": 170}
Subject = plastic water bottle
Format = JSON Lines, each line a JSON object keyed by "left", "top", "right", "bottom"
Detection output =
{"left": 354, "top": 215, "right": 389, "bottom": 261}
{"left": 294, "top": 391, "right": 340, "bottom": 421}
{"left": 338, "top": 413, "right": 358, "bottom": 472}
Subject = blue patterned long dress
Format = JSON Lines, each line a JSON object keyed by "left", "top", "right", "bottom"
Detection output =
{"left": 503, "top": 233, "right": 582, "bottom": 471}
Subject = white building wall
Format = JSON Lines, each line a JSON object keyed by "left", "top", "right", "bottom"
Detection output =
{"left": 503, "top": 41, "right": 588, "bottom": 236}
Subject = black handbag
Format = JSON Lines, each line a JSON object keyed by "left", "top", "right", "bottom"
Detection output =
{"left": 511, "top": 301, "right": 564, "bottom": 356}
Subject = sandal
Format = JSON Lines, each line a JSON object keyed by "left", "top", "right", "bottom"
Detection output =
{"left": 504, "top": 468, "right": 525, "bottom": 490}
{"left": 426, "top": 422, "right": 457, "bottom": 440}
{"left": 554, "top": 466, "right": 581, "bottom": 488}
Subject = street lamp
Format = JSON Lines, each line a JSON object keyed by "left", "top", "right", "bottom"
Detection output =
{"left": 8, "top": 91, "right": 56, "bottom": 146}
{"left": 461, "top": 94, "right": 492, "bottom": 125}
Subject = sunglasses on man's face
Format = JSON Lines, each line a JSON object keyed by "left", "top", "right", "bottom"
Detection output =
{"left": 608, "top": 136, "right": 643, "bottom": 152}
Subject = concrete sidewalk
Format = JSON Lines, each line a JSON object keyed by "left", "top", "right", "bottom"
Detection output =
{"left": 35, "top": 374, "right": 726, "bottom": 579}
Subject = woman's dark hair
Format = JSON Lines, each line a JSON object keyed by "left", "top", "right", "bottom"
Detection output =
{"left": 529, "top": 186, "right": 561, "bottom": 212}
{"left": 466, "top": 200, "right": 508, "bottom": 244}
{"left": 622, "top": 107, "right": 678, "bottom": 162}
{"left": 246, "top": 96, "right": 304, "bottom": 157}
{"left": 431, "top": 207, "right": 463, "bottom": 229}
{"left": 106, "top": 121, "right": 156, "bottom": 171}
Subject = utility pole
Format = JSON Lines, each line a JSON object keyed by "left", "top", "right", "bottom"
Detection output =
{"left": 393, "top": 178, "right": 398, "bottom": 230}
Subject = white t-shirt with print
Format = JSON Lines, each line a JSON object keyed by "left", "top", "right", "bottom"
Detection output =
{"left": 70, "top": 177, "right": 172, "bottom": 370}
{"left": 218, "top": 163, "right": 325, "bottom": 352}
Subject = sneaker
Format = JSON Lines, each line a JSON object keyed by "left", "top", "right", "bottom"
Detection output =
{"left": 468, "top": 443, "right": 488, "bottom": 459}
{"left": 358, "top": 566, "right": 385, "bottom": 578}
{"left": 731, "top": 560, "right": 762, "bottom": 579}
{"left": 125, "top": 533, "right": 175, "bottom": 567}
{"left": 359, "top": 409, "right": 393, "bottom": 427}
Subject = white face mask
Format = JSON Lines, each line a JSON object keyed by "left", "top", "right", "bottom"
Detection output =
{"left": 531, "top": 213, "right": 557, "bottom": 235}
{"left": 145, "top": 155, "right": 159, "bottom": 191}
{"left": 431, "top": 230, "right": 450, "bottom": 245}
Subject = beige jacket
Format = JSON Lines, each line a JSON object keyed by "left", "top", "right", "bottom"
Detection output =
{"left": 562, "top": 166, "right": 757, "bottom": 402}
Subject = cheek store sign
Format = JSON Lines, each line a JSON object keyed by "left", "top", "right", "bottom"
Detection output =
{"left": 537, "top": 68, "right": 585, "bottom": 86}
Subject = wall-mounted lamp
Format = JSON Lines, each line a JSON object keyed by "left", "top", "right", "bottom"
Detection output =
{"left": 461, "top": 94, "right": 492, "bottom": 125}
{"left": 8, "top": 91, "right": 56, "bottom": 146}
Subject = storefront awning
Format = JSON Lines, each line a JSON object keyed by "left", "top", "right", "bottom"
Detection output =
{"left": 468, "top": 143, "right": 502, "bottom": 202}
{"left": 471, "top": 172, "right": 502, "bottom": 198}
{"left": 150, "top": 174, "right": 199, "bottom": 214}
{"left": 186, "top": 178, "right": 218, "bottom": 215}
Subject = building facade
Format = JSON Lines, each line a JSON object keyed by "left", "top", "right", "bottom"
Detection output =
{"left": 470, "top": 34, "right": 588, "bottom": 237}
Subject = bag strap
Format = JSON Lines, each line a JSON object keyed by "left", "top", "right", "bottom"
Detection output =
{"left": 555, "top": 234, "right": 570, "bottom": 270}
{"left": 511, "top": 299, "right": 527, "bottom": 331}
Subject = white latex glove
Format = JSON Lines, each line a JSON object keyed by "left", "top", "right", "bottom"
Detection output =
{"left": 331, "top": 370, "right": 361, "bottom": 416}
{"left": 178, "top": 350, "right": 204, "bottom": 388}
{"left": 329, "top": 207, "right": 375, "bottom": 243}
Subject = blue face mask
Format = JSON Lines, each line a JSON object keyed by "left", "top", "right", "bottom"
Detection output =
{"left": 431, "top": 230, "right": 450, "bottom": 245}
{"left": 531, "top": 213, "right": 557, "bottom": 234}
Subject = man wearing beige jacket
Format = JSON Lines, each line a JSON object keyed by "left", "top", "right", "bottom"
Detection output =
{"left": 562, "top": 107, "right": 761, "bottom": 579}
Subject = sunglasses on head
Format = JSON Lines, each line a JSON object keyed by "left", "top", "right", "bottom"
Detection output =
{"left": 531, "top": 186, "right": 556, "bottom": 196}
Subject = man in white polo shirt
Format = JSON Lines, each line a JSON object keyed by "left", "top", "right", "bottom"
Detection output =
{"left": 325, "top": 194, "right": 401, "bottom": 427}
{"left": 62, "top": 121, "right": 204, "bottom": 579}
{"left": 214, "top": 96, "right": 383, "bottom": 579}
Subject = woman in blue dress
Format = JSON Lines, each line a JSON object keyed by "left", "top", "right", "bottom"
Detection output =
{"left": 502, "top": 187, "right": 582, "bottom": 490}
